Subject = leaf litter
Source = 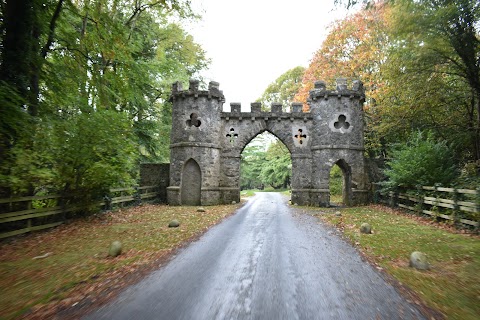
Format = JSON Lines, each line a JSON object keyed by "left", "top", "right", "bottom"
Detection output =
{"left": 0, "top": 202, "right": 242, "bottom": 319}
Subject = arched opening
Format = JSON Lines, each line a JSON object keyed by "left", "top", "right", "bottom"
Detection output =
{"left": 329, "top": 159, "right": 352, "bottom": 206}
{"left": 240, "top": 131, "right": 292, "bottom": 195}
{"left": 181, "top": 159, "right": 201, "bottom": 205}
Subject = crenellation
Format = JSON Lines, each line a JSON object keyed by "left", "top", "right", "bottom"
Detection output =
{"left": 172, "top": 81, "right": 183, "bottom": 93}
{"left": 251, "top": 102, "right": 261, "bottom": 113}
{"left": 291, "top": 102, "right": 303, "bottom": 113}
{"left": 314, "top": 80, "right": 327, "bottom": 91}
{"left": 170, "top": 79, "right": 225, "bottom": 102}
{"left": 336, "top": 78, "right": 348, "bottom": 91}
{"left": 308, "top": 79, "right": 365, "bottom": 102}
{"left": 271, "top": 103, "right": 282, "bottom": 113}
{"left": 189, "top": 79, "right": 200, "bottom": 92}
{"left": 230, "top": 102, "right": 241, "bottom": 113}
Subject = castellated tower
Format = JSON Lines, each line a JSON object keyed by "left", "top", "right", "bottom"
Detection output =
{"left": 308, "top": 79, "right": 368, "bottom": 205}
{"left": 167, "top": 79, "right": 225, "bottom": 205}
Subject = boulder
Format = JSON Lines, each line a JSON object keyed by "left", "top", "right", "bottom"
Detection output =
{"left": 108, "top": 241, "right": 122, "bottom": 257}
{"left": 197, "top": 207, "right": 206, "bottom": 212}
{"left": 360, "top": 223, "right": 372, "bottom": 234}
{"left": 409, "top": 251, "right": 430, "bottom": 270}
{"left": 168, "top": 219, "right": 180, "bottom": 228}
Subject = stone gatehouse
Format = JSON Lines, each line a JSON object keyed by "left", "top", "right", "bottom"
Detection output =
{"left": 167, "top": 78, "right": 369, "bottom": 206}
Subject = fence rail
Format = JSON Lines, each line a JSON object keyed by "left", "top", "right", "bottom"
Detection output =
{"left": 373, "top": 184, "right": 480, "bottom": 229}
{"left": 0, "top": 185, "right": 160, "bottom": 239}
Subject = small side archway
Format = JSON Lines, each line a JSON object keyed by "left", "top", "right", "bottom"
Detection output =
{"left": 181, "top": 158, "right": 202, "bottom": 205}
{"left": 331, "top": 159, "right": 352, "bottom": 206}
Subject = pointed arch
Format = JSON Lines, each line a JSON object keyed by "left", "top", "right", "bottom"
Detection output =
{"left": 332, "top": 159, "right": 352, "bottom": 206}
{"left": 181, "top": 158, "right": 202, "bottom": 205}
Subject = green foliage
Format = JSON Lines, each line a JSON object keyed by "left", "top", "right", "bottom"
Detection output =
{"left": 257, "top": 66, "right": 305, "bottom": 111}
{"left": 378, "top": 0, "right": 480, "bottom": 162}
{"left": 329, "top": 165, "right": 343, "bottom": 196}
{"left": 260, "top": 140, "right": 291, "bottom": 189}
{"left": 0, "top": 110, "right": 137, "bottom": 210}
{"left": 241, "top": 142, "right": 266, "bottom": 190}
{"left": 54, "top": 111, "right": 138, "bottom": 207}
{"left": 0, "top": 0, "right": 208, "bottom": 205}
{"left": 241, "top": 133, "right": 292, "bottom": 190}
{"left": 383, "top": 131, "right": 458, "bottom": 189}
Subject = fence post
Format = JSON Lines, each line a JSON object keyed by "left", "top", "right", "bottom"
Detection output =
{"left": 27, "top": 199, "right": 32, "bottom": 231}
{"left": 372, "top": 183, "right": 378, "bottom": 204}
{"left": 476, "top": 187, "right": 480, "bottom": 233}
{"left": 103, "top": 193, "right": 112, "bottom": 211}
{"left": 416, "top": 184, "right": 423, "bottom": 216}
{"left": 452, "top": 187, "right": 460, "bottom": 227}
{"left": 389, "top": 188, "right": 398, "bottom": 208}
{"left": 134, "top": 186, "right": 141, "bottom": 205}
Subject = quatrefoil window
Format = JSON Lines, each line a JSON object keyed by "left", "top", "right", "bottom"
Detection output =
{"left": 186, "top": 113, "right": 201, "bottom": 127}
{"left": 226, "top": 128, "right": 238, "bottom": 144}
{"left": 334, "top": 115, "right": 350, "bottom": 130}
{"left": 294, "top": 129, "right": 307, "bottom": 144}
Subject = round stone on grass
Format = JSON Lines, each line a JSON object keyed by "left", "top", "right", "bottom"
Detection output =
{"left": 360, "top": 223, "right": 372, "bottom": 234}
{"left": 410, "top": 251, "right": 430, "bottom": 270}
{"left": 108, "top": 241, "right": 122, "bottom": 257}
{"left": 168, "top": 219, "right": 180, "bottom": 228}
{"left": 197, "top": 207, "right": 206, "bottom": 212}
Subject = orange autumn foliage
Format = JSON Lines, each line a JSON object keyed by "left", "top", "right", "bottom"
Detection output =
{"left": 295, "top": 2, "right": 390, "bottom": 112}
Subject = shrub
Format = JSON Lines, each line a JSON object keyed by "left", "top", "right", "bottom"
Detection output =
{"left": 383, "top": 131, "right": 457, "bottom": 189}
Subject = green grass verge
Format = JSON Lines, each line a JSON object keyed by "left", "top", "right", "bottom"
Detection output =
{"left": 0, "top": 203, "right": 241, "bottom": 319}
{"left": 309, "top": 204, "right": 480, "bottom": 320}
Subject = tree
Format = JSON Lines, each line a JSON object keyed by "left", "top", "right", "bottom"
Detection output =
{"left": 295, "top": 3, "right": 390, "bottom": 156}
{"left": 240, "top": 143, "right": 266, "bottom": 190}
{"left": 257, "top": 66, "right": 305, "bottom": 111}
{"left": 378, "top": 0, "right": 480, "bottom": 162}
{"left": 240, "top": 133, "right": 292, "bottom": 190}
{"left": 260, "top": 140, "right": 291, "bottom": 189}
{"left": 0, "top": 0, "right": 208, "bottom": 206}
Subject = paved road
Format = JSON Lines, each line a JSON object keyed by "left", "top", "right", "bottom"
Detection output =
{"left": 85, "top": 193, "right": 424, "bottom": 320}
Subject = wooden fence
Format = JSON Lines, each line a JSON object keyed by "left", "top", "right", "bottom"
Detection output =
{"left": 373, "top": 184, "right": 480, "bottom": 229}
{"left": 0, "top": 185, "right": 160, "bottom": 239}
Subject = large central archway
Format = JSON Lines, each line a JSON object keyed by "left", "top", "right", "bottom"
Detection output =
{"left": 240, "top": 131, "right": 292, "bottom": 192}
{"left": 167, "top": 79, "right": 370, "bottom": 207}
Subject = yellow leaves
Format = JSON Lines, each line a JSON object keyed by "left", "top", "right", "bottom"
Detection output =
{"left": 295, "top": 4, "right": 389, "bottom": 105}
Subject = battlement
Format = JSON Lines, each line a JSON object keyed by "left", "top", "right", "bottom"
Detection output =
{"left": 309, "top": 78, "right": 365, "bottom": 102}
{"left": 221, "top": 102, "right": 312, "bottom": 120}
{"left": 170, "top": 79, "right": 225, "bottom": 102}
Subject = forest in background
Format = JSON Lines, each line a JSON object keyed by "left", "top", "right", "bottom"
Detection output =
{"left": 252, "top": 0, "right": 479, "bottom": 191}
{"left": 0, "top": 0, "right": 479, "bottom": 209}
{"left": 0, "top": 0, "right": 207, "bottom": 207}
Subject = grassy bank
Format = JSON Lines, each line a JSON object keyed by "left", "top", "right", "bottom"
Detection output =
{"left": 0, "top": 203, "right": 241, "bottom": 319}
{"left": 309, "top": 205, "right": 480, "bottom": 320}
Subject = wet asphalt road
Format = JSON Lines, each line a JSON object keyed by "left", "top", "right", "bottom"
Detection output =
{"left": 85, "top": 192, "right": 424, "bottom": 320}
